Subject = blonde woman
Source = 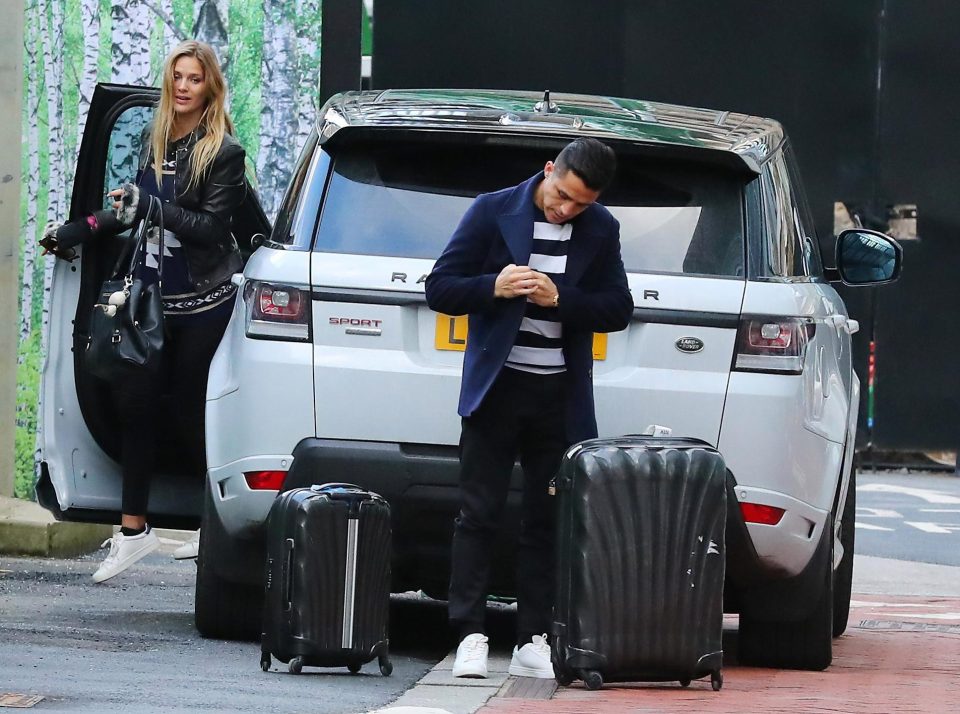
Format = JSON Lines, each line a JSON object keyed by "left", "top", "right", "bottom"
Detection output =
{"left": 42, "top": 41, "right": 255, "bottom": 582}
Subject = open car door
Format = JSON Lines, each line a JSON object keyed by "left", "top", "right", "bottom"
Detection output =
{"left": 37, "top": 83, "right": 270, "bottom": 527}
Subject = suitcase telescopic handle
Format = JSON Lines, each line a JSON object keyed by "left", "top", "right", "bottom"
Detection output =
{"left": 282, "top": 537, "right": 295, "bottom": 611}
{"left": 310, "top": 482, "right": 364, "bottom": 494}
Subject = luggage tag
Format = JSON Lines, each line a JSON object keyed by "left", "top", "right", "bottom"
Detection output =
{"left": 642, "top": 424, "right": 673, "bottom": 437}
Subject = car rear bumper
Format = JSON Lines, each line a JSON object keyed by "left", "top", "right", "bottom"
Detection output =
{"left": 209, "top": 437, "right": 830, "bottom": 608}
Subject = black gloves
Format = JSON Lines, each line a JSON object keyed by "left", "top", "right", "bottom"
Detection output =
{"left": 39, "top": 221, "right": 84, "bottom": 261}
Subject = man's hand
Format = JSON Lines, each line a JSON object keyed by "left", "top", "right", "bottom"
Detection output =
{"left": 494, "top": 264, "right": 538, "bottom": 299}
{"left": 527, "top": 272, "right": 560, "bottom": 308}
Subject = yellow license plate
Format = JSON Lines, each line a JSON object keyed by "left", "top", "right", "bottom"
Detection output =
{"left": 434, "top": 314, "right": 607, "bottom": 360}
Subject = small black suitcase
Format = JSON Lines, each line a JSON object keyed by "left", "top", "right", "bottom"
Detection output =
{"left": 259, "top": 483, "right": 393, "bottom": 676}
{"left": 551, "top": 437, "right": 726, "bottom": 691}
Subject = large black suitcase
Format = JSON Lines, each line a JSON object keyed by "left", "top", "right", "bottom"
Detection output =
{"left": 259, "top": 483, "right": 393, "bottom": 676}
{"left": 551, "top": 437, "right": 726, "bottom": 691}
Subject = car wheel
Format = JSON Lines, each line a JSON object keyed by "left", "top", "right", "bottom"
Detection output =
{"left": 195, "top": 486, "right": 263, "bottom": 641}
{"left": 738, "top": 516, "right": 834, "bottom": 671}
{"left": 832, "top": 466, "right": 856, "bottom": 637}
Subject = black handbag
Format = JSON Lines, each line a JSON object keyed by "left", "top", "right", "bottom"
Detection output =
{"left": 85, "top": 196, "right": 165, "bottom": 380}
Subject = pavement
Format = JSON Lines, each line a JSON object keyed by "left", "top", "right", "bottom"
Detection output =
{"left": 3, "top": 495, "right": 958, "bottom": 713}
{"left": 371, "top": 554, "right": 960, "bottom": 714}
{"left": 0, "top": 495, "right": 112, "bottom": 557}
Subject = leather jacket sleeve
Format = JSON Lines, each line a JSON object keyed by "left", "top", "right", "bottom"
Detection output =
{"left": 159, "top": 143, "right": 246, "bottom": 249}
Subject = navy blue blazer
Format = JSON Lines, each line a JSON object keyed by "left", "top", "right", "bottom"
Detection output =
{"left": 425, "top": 172, "right": 633, "bottom": 443}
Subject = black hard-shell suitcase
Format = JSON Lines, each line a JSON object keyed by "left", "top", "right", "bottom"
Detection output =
{"left": 259, "top": 483, "right": 393, "bottom": 676}
{"left": 551, "top": 436, "right": 726, "bottom": 691}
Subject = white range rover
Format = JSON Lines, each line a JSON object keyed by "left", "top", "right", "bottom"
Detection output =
{"left": 40, "top": 86, "right": 900, "bottom": 671}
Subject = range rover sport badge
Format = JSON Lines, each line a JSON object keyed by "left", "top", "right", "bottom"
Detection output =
{"left": 675, "top": 337, "right": 704, "bottom": 353}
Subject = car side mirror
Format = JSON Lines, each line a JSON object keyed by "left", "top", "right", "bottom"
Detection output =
{"left": 832, "top": 229, "right": 902, "bottom": 286}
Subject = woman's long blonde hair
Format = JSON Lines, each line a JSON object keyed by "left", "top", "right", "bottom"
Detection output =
{"left": 151, "top": 40, "right": 235, "bottom": 191}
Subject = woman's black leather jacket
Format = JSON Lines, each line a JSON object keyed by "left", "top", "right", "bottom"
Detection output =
{"left": 136, "top": 124, "right": 244, "bottom": 291}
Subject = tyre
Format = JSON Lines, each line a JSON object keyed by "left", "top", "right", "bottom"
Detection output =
{"left": 738, "top": 517, "right": 834, "bottom": 671}
{"left": 194, "top": 487, "right": 264, "bottom": 641}
{"left": 832, "top": 467, "right": 856, "bottom": 637}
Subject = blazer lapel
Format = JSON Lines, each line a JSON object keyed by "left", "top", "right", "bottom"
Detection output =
{"left": 564, "top": 216, "right": 603, "bottom": 285}
{"left": 495, "top": 173, "right": 542, "bottom": 264}
{"left": 497, "top": 213, "right": 534, "bottom": 264}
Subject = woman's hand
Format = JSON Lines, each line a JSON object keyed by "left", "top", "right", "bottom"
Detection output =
{"left": 108, "top": 183, "right": 148, "bottom": 226}
{"left": 106, "top": 188, "right": 123, "bottom": 212}
{"left": 39, "top": 222, "right": 80, "bottom": 261}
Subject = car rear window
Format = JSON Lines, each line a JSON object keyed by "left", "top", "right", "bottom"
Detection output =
{"left": 314, "top": 139, "right": 747, "bottom": 277}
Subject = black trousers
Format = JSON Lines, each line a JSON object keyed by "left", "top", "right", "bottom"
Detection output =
{"left": 448, "top": 367, "right": 570, "bottom": 641}
{"left": 112, "top": 307, "right": 232, "bottom": 517}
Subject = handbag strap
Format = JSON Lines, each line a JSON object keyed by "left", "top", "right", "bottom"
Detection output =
{"left": 114, "top": 195, "right": 165, "bottom": 284}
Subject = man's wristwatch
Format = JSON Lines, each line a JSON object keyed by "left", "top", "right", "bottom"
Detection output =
{"left": 552, "top": 292, "right": 559, "bottom": 308}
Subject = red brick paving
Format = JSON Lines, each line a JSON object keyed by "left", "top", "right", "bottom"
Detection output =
{"left": 481, "top": 595, "right": 960, "bottom": 713}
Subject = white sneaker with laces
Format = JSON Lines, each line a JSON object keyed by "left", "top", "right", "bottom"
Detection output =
{"left": 172, "top": 530, "right": 200, "bottom": 560}
{"left": 508, "top": 633, "right": 555, "bottom": 678}
{"left": 452, "top": 633, "right": 489, "bottom": 678}
{"left": 92, "top": 528, "right": 160, "bottom": 583}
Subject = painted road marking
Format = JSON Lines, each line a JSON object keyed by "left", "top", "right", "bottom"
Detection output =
{"left": 850, "top": 601, "right": 939, "bottom": 608}
{"left": 904, "top": 521, "right": 960, "bottom": 535}
{"left": 855, "top": 522, "right": 895, "bottom": 531}
{"left": 857, "top": 507, "right": 903, "bottom": 518}
{"left": 857, "top": 484, "right": 960, "bottom": 504}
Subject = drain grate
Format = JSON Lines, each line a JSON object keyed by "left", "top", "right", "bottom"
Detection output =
{"left": 857, "top": 619, "right": 960, "bottom": 634}
{"left": 0, "top": 694, "right": 44, "bottom": 709}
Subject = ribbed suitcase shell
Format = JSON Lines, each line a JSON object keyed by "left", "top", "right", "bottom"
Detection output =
{"left": 259, "top": 485, "right": 392, "bottom": 675}
{"left": 552, "top": 437, "right": 726, "bottom": 690}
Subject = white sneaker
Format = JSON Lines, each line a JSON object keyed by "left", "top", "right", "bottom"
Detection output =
{"left": 452, "top": 633, "right": 489, "bottom": 678}
{"left": 172, "top": 530, "right": 200, "bottom": 560}
{"left": 508, "top": 634, "right": 555, "bottom": 678}
{"left": 92, "top": 528, "right": 160, "bottom": 583}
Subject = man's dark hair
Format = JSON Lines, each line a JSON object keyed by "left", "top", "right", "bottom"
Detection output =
{"left": 554, "top": 138, "right": 617, "bottom": 192}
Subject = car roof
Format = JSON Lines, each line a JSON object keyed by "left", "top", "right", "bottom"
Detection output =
{"left": 318, "top": 89, "right": 784, "bottom": 172}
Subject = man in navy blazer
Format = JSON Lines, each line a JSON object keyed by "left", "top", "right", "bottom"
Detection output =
{"left": 426, "top": 138, "right": 633, "bottom": 679}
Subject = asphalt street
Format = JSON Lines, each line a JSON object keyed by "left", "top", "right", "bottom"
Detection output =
{"left": 0, "top": 546, "right": 462, "bottom": 713}
{"left": 855, "top": 469, "right": 960, "bottom": 566}
{"left": 1, "top": 470, "right": 956, "bottom": 713}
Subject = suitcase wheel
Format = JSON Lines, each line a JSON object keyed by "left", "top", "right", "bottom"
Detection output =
{"left": 581, "top": 670, "right": 603, "bottom": 691}
{"left": 711, "top": 670, "right": 723, "bottom": 692}
{"left": 348, "top": 662, "right": 362, "bottom": 674}
{"left": 379, "top": 654, "right": 393, "bottom": 677}
{"left": 260, "top": 653, "right": 271, "bottom": 673}
{"left": 288, "top": 656, "right": 304, "bottom": 675}
{"left": 679, "top": 679, "right": 691, "bottom": 688}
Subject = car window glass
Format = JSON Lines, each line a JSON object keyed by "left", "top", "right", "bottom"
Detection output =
{"left": 104, "top": 105, "right": 152, "bottom": 199}
{"left": 271, "top": 131, "right": 321, "bottom": 247}
{"left": 315, "top": 139, "right": 747, "bottom": 278}
{"left": 603, "top": 161, "right": 745, "bottom": 277}
{"left": 761, "top": 156, "right": 807, "bottom": 277}
{"left": 783, "top": 146, "right": 824, "bottom": 277}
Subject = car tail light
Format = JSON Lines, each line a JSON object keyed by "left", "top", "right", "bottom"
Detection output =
{"left": 243, "top": 281, "right": 310, "bottom": 341}
{"left": 740, "top": 502, "right": 786, "bottom": 526}
{"left": 244, "top": 470, "right": 287, "bottom": 490}
{"left": 733, "top": 316, "right": 815, "bottom": 374}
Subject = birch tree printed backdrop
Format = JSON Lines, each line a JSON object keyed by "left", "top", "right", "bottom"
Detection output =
{"left": 16, "top": 0, "right": 369, "bottom": 498}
